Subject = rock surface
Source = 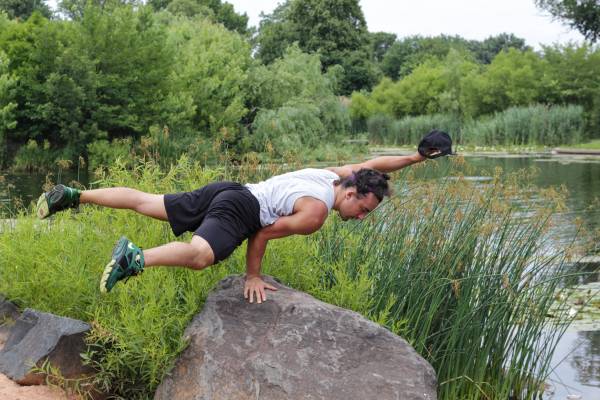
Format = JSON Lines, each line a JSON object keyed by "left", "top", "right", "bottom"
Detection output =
{"left": 0, "top": 308, "right": 92, "bottom": 385}
{"left": 155, "top": 275, "right": 437, "bottom": 400}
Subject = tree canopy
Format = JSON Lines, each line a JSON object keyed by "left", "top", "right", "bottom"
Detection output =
{"left": 148, "top": 0, "right": 249, "bottom": 34}
{"left": 536, "top": 0, "right": 600, "bottom": 42}
{"left": 256, "top": 0, "right": 380, "bottom": 94}
{"left": 0, "top": 0, "right": 52, "bottom": 20}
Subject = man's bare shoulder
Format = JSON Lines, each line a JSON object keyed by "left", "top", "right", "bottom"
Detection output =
{"left": 293, "top": 196, "right": 329, "bottom": 219}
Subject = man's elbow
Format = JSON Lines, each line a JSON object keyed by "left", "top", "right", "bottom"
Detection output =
{"left": 301, "top": 217, "right": 325, "bottom": 235}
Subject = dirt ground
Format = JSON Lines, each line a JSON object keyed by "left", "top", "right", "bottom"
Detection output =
{"left": 0, "top": 373, "right": 76, "bottom": 400}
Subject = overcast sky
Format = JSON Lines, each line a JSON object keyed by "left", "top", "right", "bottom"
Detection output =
{"left": 46, "top": 0, "right": 586, "bottom": 49}
{"left": 227, "top": 0, "right": 585, "bottom": 49}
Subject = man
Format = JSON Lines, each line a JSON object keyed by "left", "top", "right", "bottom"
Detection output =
{"left": 35, "top": 131, "right": 452, "bottom": 303}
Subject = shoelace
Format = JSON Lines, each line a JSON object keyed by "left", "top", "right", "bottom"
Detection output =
{"left": 123, "top": 254, "right": 144, "bottom": 284}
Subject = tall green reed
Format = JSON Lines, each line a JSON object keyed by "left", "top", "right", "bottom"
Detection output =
{"left": 314, "top": 158, "right": 575, "bottom": 399}
{"left": 461, "top": 104, "right": 585, "bottom": 146}
{"left": 366, "top": 113, "right": 462, "bottom": 146}
{"left": 364, "top": 104, "right": 585, "bottom": 147}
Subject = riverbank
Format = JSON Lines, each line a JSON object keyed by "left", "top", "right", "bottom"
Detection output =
{"left": 370, "top": 143, "right": 600, "bottom": 158}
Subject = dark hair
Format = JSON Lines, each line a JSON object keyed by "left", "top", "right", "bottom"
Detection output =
{"left": 335, "top": 168, "right": 391, "bottom": 201}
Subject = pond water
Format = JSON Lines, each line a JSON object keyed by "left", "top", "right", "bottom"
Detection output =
{"left": 1, "top": 154, "right": 599, "bottom": 399}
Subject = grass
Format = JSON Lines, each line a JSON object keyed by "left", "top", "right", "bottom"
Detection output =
{"left": 0, "top": 156, "right": 581, "bottom": 399}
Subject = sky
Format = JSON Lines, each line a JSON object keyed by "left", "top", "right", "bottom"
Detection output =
{"left": 46, "top": 0, "right": 586, "bottom": 49}
{"left": 225, "top": 0, "right": 585, "bottom": 49}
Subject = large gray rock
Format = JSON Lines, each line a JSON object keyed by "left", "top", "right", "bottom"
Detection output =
{"left": 0, "top": 308, "right": 92, "bottom": 385}
{"left": 155, "top": 275, "right": 437, "bottom": 400}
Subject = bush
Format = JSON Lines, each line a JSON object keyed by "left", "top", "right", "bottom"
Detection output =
{"left": 246, "top": 46, "right": 350, "bottom": 155}
{"left": 251, "top": 102, "right": 325, "bottom": 156}
{"left": 87, "top": 138, "right": 134, "bottom": 170}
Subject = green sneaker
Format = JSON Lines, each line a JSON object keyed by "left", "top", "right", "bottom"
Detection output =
{"left": 36, "top": 184, "right": 81, "bottom": 219}
{"left": 100, "top": 236, "right": 145, "bottom": 293}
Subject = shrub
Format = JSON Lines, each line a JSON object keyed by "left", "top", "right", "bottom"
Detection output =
{"left": 251, "top": 102, "right": 325, "bottom": 156}
{"left": 12, "top": 139, "right": 57, "bottom": 171}
{"left": 87, "top": 138, "right": 134, "bottom": 170}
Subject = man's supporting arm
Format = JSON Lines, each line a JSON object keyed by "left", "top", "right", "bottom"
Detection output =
{"left": 244, "top": 198, "right": 328, "bottom": 303}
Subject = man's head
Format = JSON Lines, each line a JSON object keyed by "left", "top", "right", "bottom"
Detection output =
{"left": 334, "top": 168, "right": 390, "bottom": 220}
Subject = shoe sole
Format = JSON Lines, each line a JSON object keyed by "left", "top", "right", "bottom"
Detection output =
{"left": 100, "top": 259, "right": 116, "bottom": 294}
{"left": 36, "top": 193, "right": 49, "bottom": 219}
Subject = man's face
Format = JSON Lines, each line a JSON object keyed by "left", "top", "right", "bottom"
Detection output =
{"left": 337, "top": 189, "right": 380, "bottom": 221}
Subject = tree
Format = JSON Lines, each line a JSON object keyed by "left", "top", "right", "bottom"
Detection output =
{"left": 0, "top": 0, "right": 52, "bottom": 20}
{"left": 256, "top": 0, "right": 379, "bottom": 94}
{"left": 0, "top": 50, "right": 18, "bottom": 166}
{"left": 248, "top": 46, "right": 349, "bottom": 154}
{"left": 536, "top": 0, "right": 600, "bottom": 42}
{"left": 471, "top": 33, "right": 530, "bottom": 64}
{"left": 369, "top": 31, "right": 397, "bottom": 63}
{"left": 540, "top": 43, "right": 600, "bottom": 134}
{"left": 460, "top": 49, "right": 544, "bottom": 117}
{"left": 163, "top": 14, "right": 251, "bottom": 135}
{"left": 149, "top": 0, "right": 249, "bottom": 34}
{"left": 57, "top": 0, "right": 142, "bottom": 20}
{"left": 381, "top": 35, "right": 472, "bottom": 80}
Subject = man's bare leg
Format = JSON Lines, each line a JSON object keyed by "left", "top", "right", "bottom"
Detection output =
{"left": 83, "top": 190, "right": 217, "bottom": 269}
{"left": 144, "top": 235, "right": 215, "bottom": 269}
{"left": 101, "top": 235, "right": 216, "bottom": 292}
{"left": 80, "top": 187, "right": 167, "bottom": 221}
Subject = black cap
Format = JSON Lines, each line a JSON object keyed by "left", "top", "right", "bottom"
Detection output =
{"left": 418, "top": 130, "right": 454, "bottom": 159}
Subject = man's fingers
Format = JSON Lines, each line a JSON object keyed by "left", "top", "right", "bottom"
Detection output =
{"left": 245, "top": 281, "right": 277, "bottom": 304}
{"left": 255, "top": 288, "right": 262, "bottom": 304}
{"left": 265, "top": 283, "right": 278, "bottom": 291}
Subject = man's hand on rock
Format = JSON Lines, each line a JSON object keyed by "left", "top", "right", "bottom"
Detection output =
{"left": 244, "top": 275, "right": 277, "bottom": 304}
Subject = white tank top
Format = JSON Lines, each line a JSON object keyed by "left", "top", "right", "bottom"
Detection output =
{"left": 245, "top": 168, "right": 339, "bottom": 227}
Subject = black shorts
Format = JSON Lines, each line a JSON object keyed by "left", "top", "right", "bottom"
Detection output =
{"left": 164, "top": 182, "right": 261, "bottom": 262}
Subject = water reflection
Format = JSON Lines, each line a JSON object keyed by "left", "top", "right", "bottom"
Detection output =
{"left": 547, "top": 330, "right": 600, "bottom": 399}
{"left": 0, "top": 170, "right": 88, "bottom": 217}
{"left": 570, "top": 331, "right": 600, "bottom": 387}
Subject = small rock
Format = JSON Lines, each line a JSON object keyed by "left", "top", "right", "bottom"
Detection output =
{"left": 0, "top": 308, "right": 93, "bottom": 385}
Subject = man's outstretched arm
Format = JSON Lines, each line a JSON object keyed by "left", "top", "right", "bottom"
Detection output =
{"left": 244, "top": 198, "right": 328, "bottom": 303}
{"left": 327, "top": 152, "right": 426, "bottom": 178}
